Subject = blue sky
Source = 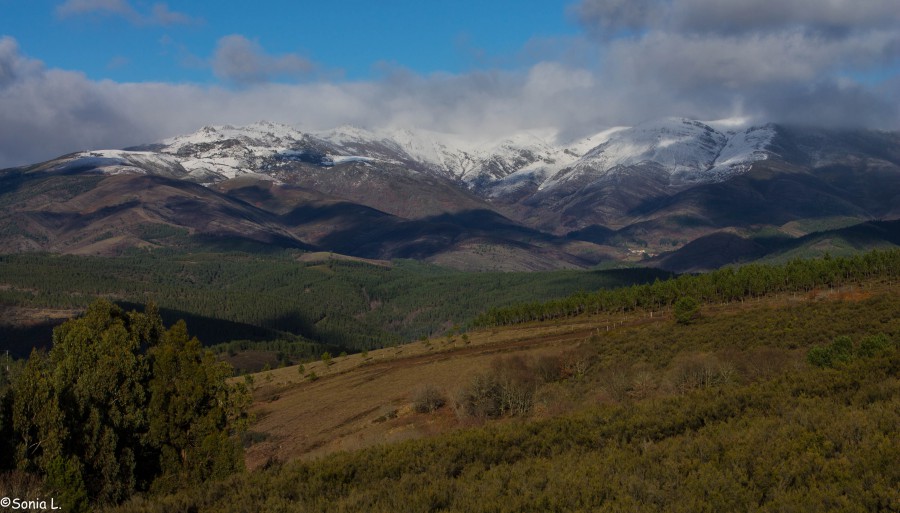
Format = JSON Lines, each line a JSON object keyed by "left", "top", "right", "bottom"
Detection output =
{"left": 0, "top": 0, "right": 898, "bottom": 168}
{"left": 0, "top": 0, "right": 580, "bottom": 83}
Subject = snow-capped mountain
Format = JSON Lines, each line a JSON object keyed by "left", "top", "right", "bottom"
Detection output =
{"left": 312, "top": 118, "right": 775, "bottom": 192}
{"left": 50, "top": 118, "right": 775, "bottom": 197}
{"left": 9, "top": 117, "right": 898, "bottom": 271}
{"left": 66, "top": 118, "right": 765, "bottom": 188}
{"left": 530, "top": 119, "right": 773, "bottom": 191}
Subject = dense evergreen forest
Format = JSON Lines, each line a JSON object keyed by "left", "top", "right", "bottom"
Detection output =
{"left": 0, "top": 250, "right": 667, "bottom": 355}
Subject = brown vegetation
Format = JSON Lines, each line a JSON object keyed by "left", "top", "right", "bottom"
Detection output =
{"left": 236, "top": 279, "right": 899, "bottom": 470}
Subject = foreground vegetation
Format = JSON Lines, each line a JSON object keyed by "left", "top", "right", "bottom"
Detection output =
{"left": 114, "top": 251, "right": 898, "bottom": 511}
{"left": 111, "top": 326, "right": 899, "bottom": 512}
{"left": 0, "top": 301, "right": 249, "bottom": 511}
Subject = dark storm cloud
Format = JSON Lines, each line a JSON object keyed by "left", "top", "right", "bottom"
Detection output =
{"left": 572, "top": 0, "right": 900, "bottom": 36}
{"left": 747, "top": 80, "right": 900, "bottom": 128}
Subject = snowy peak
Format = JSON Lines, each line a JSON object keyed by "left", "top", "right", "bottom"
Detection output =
{"left": 582, "top": 118, "right": 725, "bottom": 173}
{"left": 52, "top": 118, "right": 775, "bottom": 190}
{"left": 540, "top": 118, "right": 774, "bottom": 189}
{"left": 149, "top": 122, "right": 330, "bottom": 181}
{"left": 313, "top": 125, "right": 563, "bottom": 182}
{"left": 161, "top": 121, "right": 308, "bottom": 151}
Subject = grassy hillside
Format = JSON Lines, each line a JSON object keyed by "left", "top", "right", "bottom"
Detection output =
{"left": 106, "top": 272, "right": 900, "bottom": 512}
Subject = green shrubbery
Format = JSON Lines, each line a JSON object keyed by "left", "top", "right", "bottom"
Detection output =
{"left": 808, "top": 333, "right": 895, "bottom": 368}
{"left": 107, "top": 345, "right": 900, "bottom": 513}
{"left": 0, "top": 300, "right": 249, "bottom": 510}
{"left": 673, "top": 296, "right": 700, "bottom": 324}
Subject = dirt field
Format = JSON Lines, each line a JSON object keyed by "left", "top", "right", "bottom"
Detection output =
{"left": 241, "top": 313, "right": 620, "bottom": 468}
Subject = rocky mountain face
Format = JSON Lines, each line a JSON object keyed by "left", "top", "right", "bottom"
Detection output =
{"left": 2, "top": 118, "right": 898, "bottom": 271}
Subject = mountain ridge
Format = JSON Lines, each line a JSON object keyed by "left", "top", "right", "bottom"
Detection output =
{"left": 2, "top": 118, "right": 898, "bottom": 270}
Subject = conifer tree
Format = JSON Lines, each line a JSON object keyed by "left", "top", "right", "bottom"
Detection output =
{"left": 9, "top": 299, "right": 249, "bottom": 507}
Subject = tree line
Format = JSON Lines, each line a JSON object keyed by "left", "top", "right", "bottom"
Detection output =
{"left": 474, "top": 249, "right": 900, "bottom": 327}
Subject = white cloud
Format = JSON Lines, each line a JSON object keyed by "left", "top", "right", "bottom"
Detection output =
{"left": 569, "top": 0, "right": 900, "bottom": 127}
{"left": 150, "top": 3, "right": 195, "bottom": 26}
{"left": 211, "top": 35, "right": 315, "bottom": 85}
{"left": 56, "top": 0, "right": 136, "bottom": 18}
{"left": 4, "top": 0, "right": 900, "bottom": 170}
{"left": 0, "top": 36, "right": 608, "bottom": 167}
{"left": 671, "top": 0, "right": 900, "bottom": 35}
{"left": 56, "top": 0, "right": 198, "bottom": 26}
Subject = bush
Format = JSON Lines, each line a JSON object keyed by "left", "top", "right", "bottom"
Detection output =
{"left": 8, "top": 300, "right": 249, "bottom": 507}
{"left": 458, "top": 357, "right": 538, "bottom": 418}
{"left": 535, "top": 355, "right": 563, "bottom": 382}
{"left": 857, "top": 333, "right": 893, "bottom": 357}
{"left": 807, "top": 333, "right": 894, "bottom": 368}
{"left": 413, "top": 385, "right": 446, "bottom": 413}
{"left": 674, "top": 296, "right": 701, "bottom": 325}
{"left": 806, "top": 346, "right": 833, "bottom": 368}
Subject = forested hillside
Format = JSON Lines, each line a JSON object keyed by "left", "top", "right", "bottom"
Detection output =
{"left": 475, "top": 249, "right": 900, "bottom": 326}
{"left": 0, "top": 251, "right": 666, "bottom": 357}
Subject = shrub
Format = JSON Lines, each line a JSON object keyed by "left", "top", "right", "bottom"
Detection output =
{"left": 413, "top": 385, "right": 446, "bottom": 413}
{"left": 458, "top": 357, "right": 538, "bottom": 418}
{"left": 666, "top": 354, "right": 734, "bottom": 395}
{"left": 857, "top": 333, "right": 892, "bottom": 357}
{"left": 829, "top": 335, "right": 854, "bottom": 364}
{"left": 807, "top": 334, "right": 894, "bottom": 368}
{"left": 674, "top": 296, "right": 701, "bottom": 325}
{"left": 535, "top": 355, "right": 563, "bottom": 382}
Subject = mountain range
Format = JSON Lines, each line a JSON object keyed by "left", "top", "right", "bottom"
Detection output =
{"left": 2, "top": 118, "right": 899, "bottom": 271}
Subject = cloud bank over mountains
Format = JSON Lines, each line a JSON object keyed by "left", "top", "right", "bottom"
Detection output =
{"left": 1, "top": 0, "right": 898, "bottom": 168}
